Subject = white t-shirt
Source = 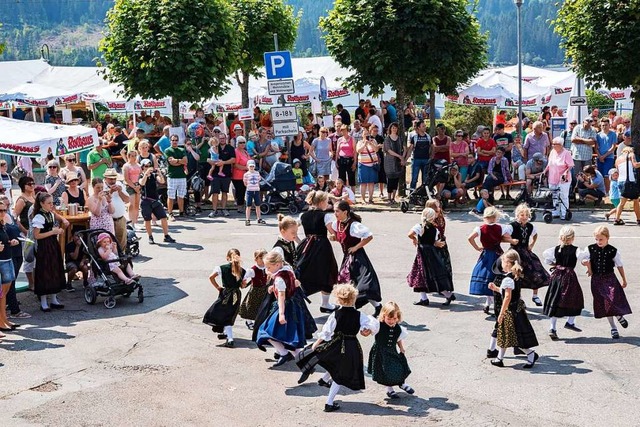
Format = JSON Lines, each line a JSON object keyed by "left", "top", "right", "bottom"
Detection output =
{"left": 367, "top": 115, "right": 383, "bottom": 133}
{"left": 107, "top": 181, "right": 127, "bottom": 218}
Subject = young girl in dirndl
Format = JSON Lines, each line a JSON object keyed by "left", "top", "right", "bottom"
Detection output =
{"left": 508, "top": 204, "right": 550, "bottom": 306}
{"left": 256, "top": 250, "right": 308, "bottom": 367}
{"left": 331, "top": 200, "right": 382, "bottom": 316}
{"left": 488, "top": 250, "right": 540, "bottom": 369}
{"left": 296, "top": 284, "right": 377, "bottom": 412}
{"left": 367, "top": 301, "right": 415, "bottom": 399}
{"left": 581, "top": 226, "right": 632, "bottom": 339}
{"left": 203, "top": 248, "right": 250, "bottom": 348}
{"left": 239, "top": 249, "right": 268, "bottom": 330}
{"left": 542, "top": 226, "right": 585, "bottom": 340}
{"left": 407, "top": 207, "right": 455, "bottom": 307}
{"left": 468, "top": 207, "right": 516, "bottom": 314}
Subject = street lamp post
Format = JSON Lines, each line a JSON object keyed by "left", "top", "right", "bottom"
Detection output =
{"left": 515, "top": 0, "right": 523, "bottom": 135}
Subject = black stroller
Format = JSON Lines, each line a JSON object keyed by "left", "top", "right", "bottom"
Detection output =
{"left": 76, "top": 229, "right": 143, "bottom": 309}
{"left": 512, "top": 178, "right": 572, "bottom": 223}
{"left": 401, "top": 159, "right": 452, "bottom": 212}
{"left": 259, "top": 162, "right": 306, "bottom": 215}
{"left": 126, "top": 222, "right": 140, "bottom": 257}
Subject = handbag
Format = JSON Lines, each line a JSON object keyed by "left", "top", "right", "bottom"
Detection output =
{"left": 621, "top": 155, "right": 639, "bottom": 199}
{"left": 23, "top": 231, "right": 37, "bottom": 263}
{"left": 364, "top": 144, "right": 380, "bottom": 172}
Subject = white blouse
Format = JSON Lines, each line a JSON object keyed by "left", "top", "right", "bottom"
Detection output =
{"left": 272, "top": 265, "right": 295, "bottom": 292}
{"left": 331, "top": 221, "right": 372, "bottom": 239}
{"left": 581, "top": 247, "right": 623, "bottom": 267}
{"left": 317, "top": 310, "right": 379, "bottom": 341}
{"left": 212, "top": 265, "right": 252, "bottom": 288}
{"left": 504, "top": 223, "right": 537, "bottom": 238}
{"left": 500, "top": 277, "right": 515, "bottom": 290}
{"left": 31, "top": 213, "right": 48, "bottom": 229}
{"left": 542, "top": 246, "right": 587, "bottom": 265}
{"left": 410, "top": 223, "right": 440, "bottom": 240}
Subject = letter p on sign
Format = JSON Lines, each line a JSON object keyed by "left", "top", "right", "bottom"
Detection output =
{"left": 264, "top": 51, "right": 293, "bottom": 80}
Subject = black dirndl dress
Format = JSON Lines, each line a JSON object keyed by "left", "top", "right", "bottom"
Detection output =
{"left": 587, "top": 244, "right": 632, "bottom": 318}
{"left": 33, "top": 211, "right": 65, "bottom": 297}
{"left": 296, "top": 210, "right": 338, "bottom": 295}
{"left": 202, "top": 264, "right": 245, "bottom": 333}
{"left": 407, "top": 223, "right": 454, "bottom": 293}
{"left": 509, "top": 222, "right": 550, "bottom": 290}
{"left": 496, "top": 273, "right": 539, "bottom": 349}
{"left": 542, "top": 245, "right": 584, "bottom": 318}
{"left": 367, "top": 322, "right": 411, "bottom": 386}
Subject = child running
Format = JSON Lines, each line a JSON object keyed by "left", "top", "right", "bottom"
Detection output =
{"left": 425, "top": 199, "right": 454, "bottom": 285}
{"left": 542, "top": 226, "right": 585, "bottom": 340}
{"left": 488, "top": 249, "right": 540, "bottom": 368}
{"left": 581, "top": 226, "right": 632, "bottom": 339}
{"left": 203, "top": 248, "right": 250, "bottom": 348}
{"left": 256, "top": 250, "right": 308, "bottom": 367}
{"left": 367, "top": 301, "right": 415, "bottom": 399}
{"left": 508, "top": 203, "right": 550, "bottom": 306}
{"left": 407, "top": 207, "right": 455, "bottom": 306}
{"left": 295, "top": 284, "right": 377, "bottom": 412}
{"left": 96, "top": 232, "right": 139, "bottom": 284}
{"left": 468, "top": 207, "right": 516, "bottom": 314}
{"left": 243, "top": 160, "right": 265, "bottom": 226}
{"left": 239, "top": 249, "right": 269, "bottom": 330}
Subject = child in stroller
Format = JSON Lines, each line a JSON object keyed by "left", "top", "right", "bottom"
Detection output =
{"left": 97, "top": 232, "right": 140, "bottom": 284}
{"left": 401, "top": 159, "right": 453, "bottom": 212}
{"left": 259, "top": 161, "right": 305, "bottom": 214}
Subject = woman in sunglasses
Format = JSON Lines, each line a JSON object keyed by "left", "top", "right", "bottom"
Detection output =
{"left": 44, "top": 160, "right": 66, "bottom": 206}
{"left": 60, "top": 154, "right": 88, "bottom": 193}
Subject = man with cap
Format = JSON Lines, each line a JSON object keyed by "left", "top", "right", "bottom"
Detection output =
{"left": 103, "top": 168, "right": 130, "bottom": 250}
{"left": 525, "top": 152, "right": 548, "bottom": 193}
{"left": 208, "top": 132, "right": 236, "bottom": 217}
{"left": 616, "top": 130, "right": 634, "bottom": 157}
{"left": 230, "top": 123, "right": 244, "bottom": 147}
{"left": 571, "top": 117, "right": 597, "bottom": 197}
{"left": 164, "top": 134, "right": 188, "bottom": 220}
{"left": 138, "top": 159, "right": 175, "bottom": 244}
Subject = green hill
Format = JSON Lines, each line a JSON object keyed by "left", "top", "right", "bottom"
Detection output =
{"left": 0, "top": 0, "right": 565, "bottom": 67}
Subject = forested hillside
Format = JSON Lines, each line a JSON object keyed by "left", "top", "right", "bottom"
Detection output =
{"left": 0, "top": 0, "right": 564, "bottom": 66}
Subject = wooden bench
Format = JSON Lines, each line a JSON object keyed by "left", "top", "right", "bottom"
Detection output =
{"left": 474, "top": 180, "right": 526, "bottom": 192}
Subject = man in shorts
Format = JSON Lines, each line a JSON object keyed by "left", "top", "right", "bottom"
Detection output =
{"left": 139, "top": 159, "right": 175, "bottom": 244}
{"left": 208, "top": 135, "right": 236, "bottom": 217}
{"left": 164, "top": 135, "right": 188, "bottom": 220}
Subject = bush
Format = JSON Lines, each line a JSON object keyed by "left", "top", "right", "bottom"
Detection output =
{"left": 443, "top": 102, "right": 493, "bottom": 134}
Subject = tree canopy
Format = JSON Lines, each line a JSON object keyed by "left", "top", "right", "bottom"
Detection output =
{"left": 233, "top": 0, "right": 299, "bottom": 107}
{"left": 554, "top": 0, "right": 640, "bottom": 140}
{"left": 99, "top": 0, "right": 239, "bottom": 123}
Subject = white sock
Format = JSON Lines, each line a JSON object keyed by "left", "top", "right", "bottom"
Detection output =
{"left": 607, "top": 317, "right": 616, "bottom": 328}
{"left": 327, "top": 382, "right": 341, "bottom": 405}
{"left": 269, "top": 339, "right": 288, "bottom": 356}
{"left": 550, "top": 317, "right": 558, "bottom": 330}
{"left": 442, "top": 290, "right": 452, "bottom": 298}
{"left": 489, "top": 336, "right": 497, "bottom": 351}
{"left": 369, "top": 300, "right": 381, "bottom": 307}
{"left": 486, "top": 296, "right": 494, "bottom": 307}
{"left": 497, "top": 347, "right": 506, "bottom": 360}
{"left": 293, "top": 348, "right": 301, "bottom": 357}
{"left": 321, "top": 293, "right": 335, "bottom": 309}
{"left": 525, "top": 349, "right": 535, "bottom": 363}
{"left": 40, "top": 295, "right": 49, "bottom": 309}
{"left": 50, "top": 294, "right": 60, "bottom": 305}
{"left": 567, "top": 316, "right": 576, "bottom": 325}
{"left": 386, "top": 386, "right": 395, "bottom": 393}
{"left": 224, "top": 325, "right": 233, "bottom": 341}
{"left": 322, "top": 372, "right": 331, "bottom": 382}
{"left": 420, "top": 292, "right": 428, "bottom": 301}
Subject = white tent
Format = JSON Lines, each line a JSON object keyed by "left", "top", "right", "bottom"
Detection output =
{"left": 0, "top": 59, "right": 50, "bottom": 93}
{"left": 0, "top": 116, "right": 99, "bottom": 157}
{"left": 456, "top": 72, "right": 549, "bottom": 108}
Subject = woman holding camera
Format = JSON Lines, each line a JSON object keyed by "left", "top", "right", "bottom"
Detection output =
{"left": 356, "top": 129, "right": 380, "bottom": 204}
{"left": 87, "top": 178, "right": 115, "bottom": 235}
{"left": 612, "top": 146, "right": 640, "bottom": 225}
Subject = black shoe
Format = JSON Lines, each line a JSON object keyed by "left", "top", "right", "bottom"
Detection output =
{"left": 273, "top": 352, "right": 281, "bottom": 360}
{"left": 564, "top": 322, "right": 582, "bottom": 332}
{"left": 245, "top": 320, "right": 254, "bottom": 330}
{"left": 549, "top": 329, "right": 559, "bottom": 341}
{"left": 195, "top": 206, "right": 203, "bottom": 213}
{"left": 490, "top": 359, "right": 504, "bottom": 367}
{"left": 10, "top": 324, "right": 20, "bottom": 330}
{"left": 148, "top": 235, "right": 155, "bottom": 244}
{"left": 324, "top": 403, "right": 340, "bottom": 412}
{"left": 617, "top": 316, "right": 629, "bottom": 328}
{"left": 400, "top": 384, "right": 415, "bottom": 395}
{"left": 298, "top": 368, "right": 315, "bottom": 384}
{"left": 222, "top": 340, "right": 234, "bottom": 348}
{"left": 319, "top": 306, "right": 336, "bottom": 314}
{"left": 413, "top": 299, "right": 430, "bottom": 307}
{"left": 50, "top": 303, "right": 64, "bottom": 310}
{"left": 273, "top": 352, "right": 294, "bottom": 367}
{"left": 483, "top": 305, "right": 490, "bottom": 314}
{"left": 514, "top": 347, "right": 525, "bottom": 355}
{"left": 65, "top": 284, "right": 75, "bottom": 292}
{"left": 373, "top": 304, "right": 382, "bottom": 317}
{"left": 217, "top": 333, "right": 227, "bottom": 340}
{"left": 40, "top": 306, "right": 51, "bottom": 312}
{"left": 449, "top": 294, "right": 457, "bottom": 301}
{"left": 486, "top": 349, "right": 499, "bottom": 358}
{"left": 523, "top": 352, "right": 539, "bottom": 369}
{"left": 443, "top": 294, "right": 455, "bottom": 306}
{"left": 318, "top": 378, "right": 332, "bottom": 388}
{"left": 164, "top": 235, "right": 176, "bottom": 243}
{"left": 386, "top": 391, "right": 400, "bottom": 399}
{"left": 611, "top": 329, "right": 620, "bottom": 339}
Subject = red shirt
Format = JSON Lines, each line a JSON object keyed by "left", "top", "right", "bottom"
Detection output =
{"left": 476, "top": 138, "right": 496, "bottom": 162}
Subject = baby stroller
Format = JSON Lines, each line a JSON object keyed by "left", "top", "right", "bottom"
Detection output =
{"left": 76, "top": 229, "right": 143, "bottom": 309}
{"left": 259, "top": 162, "right": 305, "bottom": 215}
{"left": 126, "top": 222, "right": 140, "bottom": 257}
{"left": 512, "top": 178, "right": 572, "bottom": 223}
{"left": 401, "top": 159, "right": 452, "bottom": 212}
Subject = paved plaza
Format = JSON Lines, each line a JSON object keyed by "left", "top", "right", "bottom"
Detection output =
{"left": 0, "top": 208, "right": 638, "bottom": 426}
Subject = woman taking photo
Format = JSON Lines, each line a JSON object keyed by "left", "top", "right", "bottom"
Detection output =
{"left": 31, "top": 192, "right": 68, "bottom": 312}
{"left": 296, "top": 190, "right": 339, "bottom": 313}
{"left": 330, "top": 201, "right": 382, "bottom": 316}
{"left": 383, "top": 122, "right": 404, "bottom": 204}
{"left": 87, "top": 178, "right": 115, "bottom": 235}
{"left": 122, "top": 151, "right": 142, "bottom": 226}
{"left": 612, "top": 146, "right": 640, "bottom": 225}
{"left": 44, "top": 160, "right": 66, "bottom": 206}
{"left": 335, "top": 124, "right": 356, "bottom": 188}
{"left": 356, "top": 129, "right": 379, "bottom": 204}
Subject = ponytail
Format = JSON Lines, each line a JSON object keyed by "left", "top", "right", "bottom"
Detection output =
{"left": 502, "top": 249, "right": 523, "bottom": 279}
{"left": 226, "top": 248, "right": 242, "bottom": 280}
{"left": 511, "top": 260, "right": 523, "bottom": 280}
{"left": 277, "top": 214, "right": 298, "bottom": 231}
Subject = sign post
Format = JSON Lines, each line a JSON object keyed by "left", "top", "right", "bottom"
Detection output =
{"left": 270, "top": 106, "right": 298, "bottom": 137}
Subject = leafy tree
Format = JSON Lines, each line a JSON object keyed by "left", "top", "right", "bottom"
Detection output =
{"left": 233, "top": 0, "right": 299, "bottom": 109}
{"left": 99, "top": 0, "right": 239, "bottom": 124}
{"left": 554, "top": 1, "right": 640, "bottom": 144}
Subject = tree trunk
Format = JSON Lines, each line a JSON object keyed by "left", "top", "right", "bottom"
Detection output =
{"left": 171, "top": 96, "right": 180, "bottom": 126}
{"left": 239, "top": 70, "right": 252, "bottom": 132}
{"left": 396, "top": 87, "right": 409, "bottom": 197}
{"left": 429, "top": 90, "right": 437, "bottom": 137}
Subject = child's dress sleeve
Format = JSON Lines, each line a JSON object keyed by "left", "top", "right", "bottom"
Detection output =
{"left": 317, "top": 313, "right": 337, "bottom": 341}
{"left": 410, "top": 223, "right": 422, "bottom": 237}
{"left": 350, "top": 222, "right": 372, "bottom": 239}
{"left": 500, "top": 277, "right": 516, "bottom": 290}
{"left": 399, "top": 326, "right": 409, "bottom": 341}
{"left": 273, "top": 276, "right": 287, "bottom": 292}
{"left": 542, "top": 247, "right": 556, "bottom": 265}
{"left": 581, "top": 248, "right": 590, "bottom": 262}
{"left": 244, "top": 269, "right": 254, "bottom": 281}
{"left": 613, "top": 252, "right": 623, "bottom": 267}
{"left": 359, "top": 313, "right": 379, "bottom": 335}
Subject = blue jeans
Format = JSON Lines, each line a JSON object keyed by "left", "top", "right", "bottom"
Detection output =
{"left": 410, "top": 158, "right": 430, "bottom": 189}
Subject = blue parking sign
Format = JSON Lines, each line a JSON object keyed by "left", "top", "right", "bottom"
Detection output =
{"left": 264, "top": 51, "right": 293, "bottom": 80}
